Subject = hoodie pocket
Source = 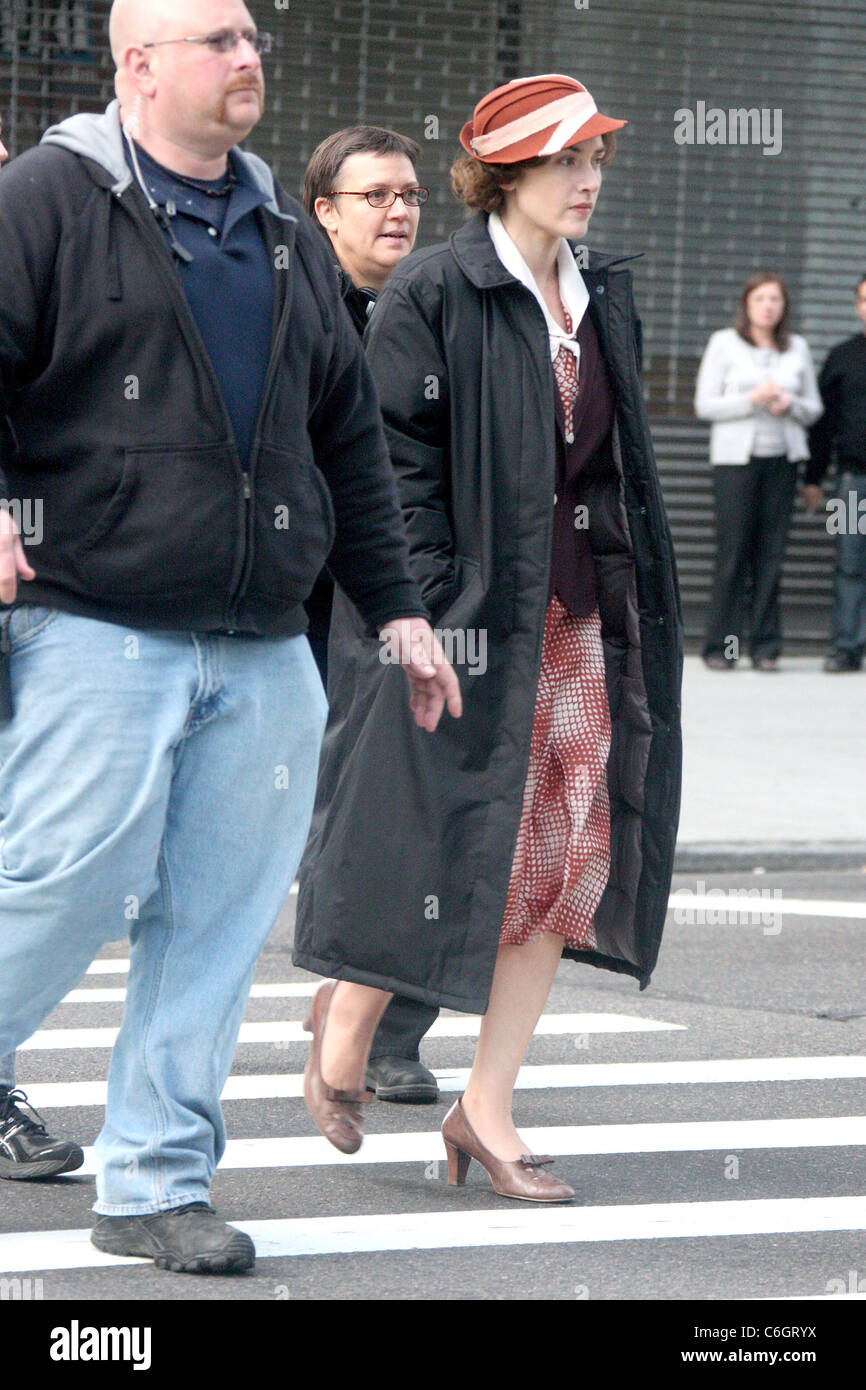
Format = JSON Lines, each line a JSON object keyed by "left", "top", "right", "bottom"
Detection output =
{"left": 248, "top": 443, "right": 336, "bottom": 600}
{"left": 74, "top": 443, "right": 237, "bottom": 596}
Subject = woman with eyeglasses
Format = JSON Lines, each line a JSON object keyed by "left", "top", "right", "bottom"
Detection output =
{"left": 295, "top": 75, "right": 683, "bottom": 1202}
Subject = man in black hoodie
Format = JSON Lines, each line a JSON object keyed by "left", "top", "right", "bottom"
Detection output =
{"left": 0, "top": 111, "right": 88, "bottom": 1185}
{"left": 804, "top": 275, "right": 866, "bottom": 671}
{"left": 0, "top": 0, "right": 459, "bottom": 1274}
{"left": 302, "top": 127, "right": 442, "bottom": 1106}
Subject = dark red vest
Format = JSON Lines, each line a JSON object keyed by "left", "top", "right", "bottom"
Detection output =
{"left": 550, "top": 307, "right": 615, "bottom": 616}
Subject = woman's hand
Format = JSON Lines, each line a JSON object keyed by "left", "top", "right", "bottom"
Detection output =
{"left": 802, "top": 484, "right": 823, "bottom": 512}
{"left": 767, "top": 390, "right": 793, "bottom": 415}
{"left": 749, "top": 379, "right": 781, "bottom": 407}
{"left": 377, "top": 616, "right": 463, "bottom": 732}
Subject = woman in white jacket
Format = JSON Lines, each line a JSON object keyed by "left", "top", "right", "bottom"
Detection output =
{"left": 695, "top": 272, "right": 822, "bottom": 669}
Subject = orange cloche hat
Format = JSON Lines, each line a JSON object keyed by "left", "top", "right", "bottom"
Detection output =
{"left": 459, "top": 73, "right": 626, "bottom": 164}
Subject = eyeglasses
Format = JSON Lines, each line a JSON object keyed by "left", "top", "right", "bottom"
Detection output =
{"left": 328, "top": 187, "right": 429, "bottom": 208}
{"left": 142, "top": 29, "right": 273, "bottom": 56}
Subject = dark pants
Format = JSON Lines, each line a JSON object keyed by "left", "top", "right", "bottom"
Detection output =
{"left": 371, "top": 993, "right": 439, "bottom": 1062}
{"left": 831, "top": 472, "right": 866, "bottom": 658}
{"left": 703, "top": 455, "right": 798, "bottom": 663}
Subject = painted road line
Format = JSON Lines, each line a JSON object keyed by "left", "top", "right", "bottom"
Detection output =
{"left": 62, "top": 982, "right": 319, "bottom": 1005}
{"left": 70, "top": 1114, "right": 866, "bottom": 1175}
{"left": 85, "top": 961, "right": 130, "bottom": 975}
{"left": 3, "top": 1195, "right": 866, "bottom": 1273}
{"left": 61, "top": 989, "right": 125, "bottom": 1004}
{"left": 668, "top": 894, "right": 866, "bottom": 920}
{"left": 19, "top": 1012, "right": 683, "bottom": 1051}
{"left": 23, "top": 1056, "right": 866, "bottom": 1112}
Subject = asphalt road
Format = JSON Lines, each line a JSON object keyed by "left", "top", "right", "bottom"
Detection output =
{"left": 2, "top": 869, "right": 864, "bottom": 1304}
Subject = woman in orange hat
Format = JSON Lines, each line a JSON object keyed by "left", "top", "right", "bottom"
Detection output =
{"left": 295, "top": 75, "right": 683, "bottom": 1203}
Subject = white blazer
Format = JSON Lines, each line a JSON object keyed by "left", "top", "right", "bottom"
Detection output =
{"left": 694, "top": 327, "right": 823, "bottom": 464}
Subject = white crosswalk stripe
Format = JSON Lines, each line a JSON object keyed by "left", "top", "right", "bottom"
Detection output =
{"left": 5, "top": 928, "right": 866, "bottom": 1291}
{"left": 62, "top": 982, "right": 320, "bottom": 1004}
{"left": 66, "top": 1115, "right": 866, "bottom": 1176}
{"left": 18, "top": 1012, "right": 683, "bottom": 1050}
{"left": 2, "top": 1196, "right": 866, "bottom": 1273}
{"left": 21, "top": 1056, "right": 866, "bottom": 1110}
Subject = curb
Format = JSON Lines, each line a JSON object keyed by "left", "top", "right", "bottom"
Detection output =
{"left": 674, "top": 843, "right": 866, "bottom": 872}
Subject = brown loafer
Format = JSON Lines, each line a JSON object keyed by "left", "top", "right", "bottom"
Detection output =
{"left": 441, "top": 1097, "right": 574, "bottom": 1203}
{"left": 302, "top": 980, "right": 374, "bottom": 1154}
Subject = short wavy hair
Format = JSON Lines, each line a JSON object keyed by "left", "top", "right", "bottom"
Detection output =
{"left": 450, "top": 132, "right": 617, "bottom": 214}
{"left": 303, "top": 126, "right": 422, "bottom": 236}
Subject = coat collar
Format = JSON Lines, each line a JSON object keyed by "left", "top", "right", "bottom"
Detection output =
{"left": 449, "top": 212, "right": 643, "bottom": 289}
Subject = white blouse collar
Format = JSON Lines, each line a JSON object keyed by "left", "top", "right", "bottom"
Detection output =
{"left": 488, "top": 210, "right": 589, "bottom": 363}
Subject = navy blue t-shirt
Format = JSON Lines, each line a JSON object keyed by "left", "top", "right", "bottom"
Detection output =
{"left": 125, "top": 142, "right": 274, "bottom": 469}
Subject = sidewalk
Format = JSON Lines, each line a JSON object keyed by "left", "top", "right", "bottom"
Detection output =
{"left": 676, "top": 655, "right": 866, "bottom": 870}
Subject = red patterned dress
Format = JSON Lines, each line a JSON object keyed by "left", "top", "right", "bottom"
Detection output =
{"left": 500, "top": 310, "right": 613, "bottom": 951}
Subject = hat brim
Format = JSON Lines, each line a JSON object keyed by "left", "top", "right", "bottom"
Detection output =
{"left": 459, "top": 110, "right": 626, "bottom": 164}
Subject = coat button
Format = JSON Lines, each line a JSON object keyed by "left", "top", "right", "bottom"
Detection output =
{"left": 554, "top": 493, "right": 558, "bottom": 504}
{"left": 208, "top": 226, "right": 218, "bottom": 237}
{"left": 596, "top": 285, "right": 605, "bottom": 295}
{"left": 658, "top": 615, "right": 665, "bottom": 625}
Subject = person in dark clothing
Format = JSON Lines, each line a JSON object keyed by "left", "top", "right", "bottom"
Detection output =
{"left": 0, "top": 110, "right": 86, "bottom": 1182}
{"left": 295, "top": 75, "right": 682, "bottom": 1197}
{"left": 301, "top": 127, "right": 442, "bottom": 1104}
{"left": 0, "top": 0, "right": 460, "bottom": 1273}
{"left": 803, "top": 275, "right": 866, "bottom": 671}
{"left": 300, "top": 126, "right": 425, "bottom": 682}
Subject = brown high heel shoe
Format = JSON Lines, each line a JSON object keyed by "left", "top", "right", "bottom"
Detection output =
{"left": 302, "top": 980, "right": 375, "bottom": 1155}
{"left": 441, "top": 1097, "right": 574, "bottom": 1203}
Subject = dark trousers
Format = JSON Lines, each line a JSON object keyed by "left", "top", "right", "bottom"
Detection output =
{"left": 703, "top": 455, "right": 798, "bottom": 663}
{"left": 831, "top": 472, "right": 866, "bottom": 658}
{"left": 370, "top": 993, "right": 440, "bottom": 1062}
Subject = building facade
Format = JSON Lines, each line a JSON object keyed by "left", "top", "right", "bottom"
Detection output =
{"left": 3, "top": 0, "right": 865, "bottom": 646}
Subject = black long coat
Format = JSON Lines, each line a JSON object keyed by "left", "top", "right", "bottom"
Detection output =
{"left": 294, "top": 213, "right": 683, "bottom": 1014}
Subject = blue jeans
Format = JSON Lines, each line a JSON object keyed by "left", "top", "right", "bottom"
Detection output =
{"left": 831, "top": 473, "right": 866, "bottom": 658}
{"left": 0, "top": 606, "right": 326, "bottom": 1215}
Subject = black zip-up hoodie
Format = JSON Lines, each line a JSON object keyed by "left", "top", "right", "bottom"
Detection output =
{"left": 0, "top": 103, "right": 426, "bottom": 635}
